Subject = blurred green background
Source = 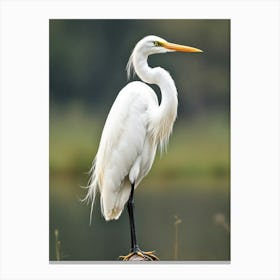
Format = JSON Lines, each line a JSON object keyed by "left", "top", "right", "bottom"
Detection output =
{"left": 49, "top": 20, "right": 230, "bottom": 261}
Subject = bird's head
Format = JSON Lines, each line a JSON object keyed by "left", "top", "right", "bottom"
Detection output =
{"left": 127, "top": 35, "right": 203, "bottom": 79}
{"left": 134, "top": 35, "right": 203, "bottom": 56}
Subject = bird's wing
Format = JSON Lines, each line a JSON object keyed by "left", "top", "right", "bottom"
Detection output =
{"left": 95, "top": 81, "right": 158, "bottom": 192}
{"left": 85, "top": 81, "right": 158, "bottom": 221}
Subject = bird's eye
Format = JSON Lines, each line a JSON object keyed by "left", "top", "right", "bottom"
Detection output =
{"left": 154, "top": 41, "right": 161, "bottom": 47}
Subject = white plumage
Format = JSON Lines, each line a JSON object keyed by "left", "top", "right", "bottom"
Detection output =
{"left": 83, "top": 35, "right": 202, "bottom": 224}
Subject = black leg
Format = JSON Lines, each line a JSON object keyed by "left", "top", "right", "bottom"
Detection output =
{"left": 127, "top": 182, "right": 139, "bottom": 251}
{"left": 119, "top": 182, "right": 159, "bottom": 261}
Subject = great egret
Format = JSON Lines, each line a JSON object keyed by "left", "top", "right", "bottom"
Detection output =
{"left": 84, "top": 35, "right": 202, "bottom": 260}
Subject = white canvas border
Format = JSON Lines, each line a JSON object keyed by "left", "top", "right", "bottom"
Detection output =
{"left": 0, "top": 0, "right": 279, "bottom": 279}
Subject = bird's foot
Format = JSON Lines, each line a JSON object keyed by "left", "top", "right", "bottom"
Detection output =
{"left": 119, "top": 246, "right": 159, "bottom": 261}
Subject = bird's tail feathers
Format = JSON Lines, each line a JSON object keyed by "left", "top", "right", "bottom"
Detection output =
{"left": 81, "top": 159, "right": 98, "bottom": 225}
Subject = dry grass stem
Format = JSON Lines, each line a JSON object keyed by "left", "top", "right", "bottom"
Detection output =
{"left": 213, "top": 213, "right": 230, "bottom": 233}
{"left": 174, "top": 215, "right": 182, "bottom": 260}
{"left": 55, "top": 229, "right": 61, "bottom": 261}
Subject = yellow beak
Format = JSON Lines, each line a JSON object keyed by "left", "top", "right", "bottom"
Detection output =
{"left": 162, "top": 42, "right": 203, "bottom": 53}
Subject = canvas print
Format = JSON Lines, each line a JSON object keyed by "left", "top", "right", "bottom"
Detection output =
{"left": 49, "top": 19, "right": 230, "bottom": 261}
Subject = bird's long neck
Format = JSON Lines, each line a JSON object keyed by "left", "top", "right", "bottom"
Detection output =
{"left": 133, "top": 53, "right": 178, "bottom": 149}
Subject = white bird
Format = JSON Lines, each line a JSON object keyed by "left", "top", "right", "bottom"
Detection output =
{"left": 84, "top": 35, "right": 202, "bottom": 260}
